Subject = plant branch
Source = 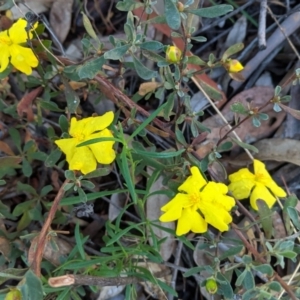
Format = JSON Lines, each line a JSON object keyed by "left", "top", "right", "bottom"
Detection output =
{"left": 232, "top": 223, "right": 297, "bottom": 300}
{"left": 31, "top": 179, "right": 69, "bottom": 277}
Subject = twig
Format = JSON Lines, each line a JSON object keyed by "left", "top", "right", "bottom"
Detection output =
{"left": 94, "top": 75, "right": 175, "bottom": 139}
{"left": 31, "top": 179, "right": 69, "bottom": 276}
{"left": 232, "top": 224, "right": 297, "bottom": 300}
{"left": 258, "top": 0, "right": 267, "bottom": 50}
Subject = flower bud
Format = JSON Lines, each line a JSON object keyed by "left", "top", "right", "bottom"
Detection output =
{"left": 226, "top": 59, "right": 244, "bottom": 73}
{"left": 5, "top": 289, "right": 22, "bottom": 300}
{"left": 177, "top": 2, "right": 185, "bottom": 12}
{"left": 166, "top": 46, "right": 182, "bottom": 63}
{"left": 205, "top": 277, "right": 218, "bottom": 294}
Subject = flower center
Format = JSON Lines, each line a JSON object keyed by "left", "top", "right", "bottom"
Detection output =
{"left": 73, "top": 132, "right": 85, "bottom": 142}
{"left": 255, "top": 172, "right": 267, "bottom": 183}
{"left": 0, "top": 34, "right": 12, "bottom": 46}
{"left": 189, "top": 192, "right": 201, "bottom": 206}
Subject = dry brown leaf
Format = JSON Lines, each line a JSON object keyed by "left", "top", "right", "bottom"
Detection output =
{"left": 0, "top": 237, "right": 11, "bottom": 261}
{"left": 138, "top": 82, "right": 162, "bottom": 96}
{"left": 59, "top": 81, "right": 86, "bottom": 91}
{"left": 28, "top": 235, "right": 72, "bottom": 267}
{"left": 11, "top": 0, "right": 53, "bottom": 19}
{"left": 251, "top": 138, "right": 300, "bottom": 166}
{"left": 49, "top": 0, "right": 73, "bottom": 43}
{"left": 108, "top": 193, "right": 126, "bottom": 221}
{"left": 146, "top": 168, "right": 175, "bottom": 261}
{"left": 137, "top": 261, "right": 171, "bottom": 300}
{"left": 17, "top": 86, "right": 43, "bottom": 122}
{"left": 201, "top": 86, "right": 286, "bottom": 149}
{"left": 272, "top": 211, "right": 287, "bottom": 239}
{"left": 0, "top": 141, "right": 15, "bottom": 156}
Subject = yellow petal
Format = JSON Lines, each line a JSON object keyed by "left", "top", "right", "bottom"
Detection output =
{"left": 250, "top": 183, "right": 276, "bottom": 210}
{"left": 203, "top": 182, "right": 228, "bottom": 196}
{"left": 229, "top": 168, "right": 255, "bottom": 182}
{"left": 159, "top": 205, "right": 182, "bottom": 222}
{"left": 228, "top": 179, "right": 255, "bottom": 200}
{"left": 253, "top": 160, "right": 286, "bottom": 198}
{"left": 176, "top": 208, "right": 207, "bottom": 235}
{"left": 0, "top": 44, "right": 9, "bottom": 73}
{"left": 69, "top": 112, "right": 114, "bottom": 137}
{"left": 161, "top": 193, "right": 190, "bottom": 212}
{"left": 55, "top": 138, "right": 77, "bottom": 162}
{"left": 68, "top": 146, "right": 97, "bottom": 174}
{"left": 178, "top": 166, "right": 207, "bottom": 194}
{"left": 9, "top": 19, "right": 30, "bottom": 44}
{"left": 199, "top": 202, "right": 232, "bottom": 232}
{"left": 228, "top": 59, "right": 244, "bottom": 73}
{"left": 9, "top": 44, "right": 38, "bottom": 75}
{"left": 88, "top": 129, "right": 116, "bottom": 164}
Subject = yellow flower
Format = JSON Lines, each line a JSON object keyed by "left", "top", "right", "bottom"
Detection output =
{"left": 0, "top": 19, "right": 38, "bottom": 75}
{"left": 228, "top": 159, "right": 286, "bottom": 210}
{"left": 226, "top": 59, "right": 244, "bottom": 73}
{"left": 166, "top": 45, "right": 182, "bottom": 63}
{"left": 159, "top": 166, "right": 235, "bottom": 236}
{"left": 55, "top": 112, "right": 116, "bottom": 175}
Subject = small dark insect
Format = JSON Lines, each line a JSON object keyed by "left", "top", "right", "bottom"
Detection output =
{"left": 72, "top": 203, "right": 94, "bottom": 218}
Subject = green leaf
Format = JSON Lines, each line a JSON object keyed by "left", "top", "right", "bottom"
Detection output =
{"left": 83, "top": 167, "right": 111, "bottom": 178}
{"left": 187, "top": 4, "right": 233, "bottom": 18}
{"left": 219, "top": 245, "right": 244, "bottom": 260}
{"left": 130, "top": 102, "right": 167, "bottom": 140}
{"left": 134, "top": 148, "right": 185, "bottom": 158}
{"left": 19, "top": 270, "right": 44, "bottom": 300}
{"left": 268, "top": 281, "right": 282, "bottom": 292}
{"left": 132, "top": 54, "right": 157, "bottom": 80}
{"left": 118, "top": 150, "right": 137, "bottom": 203}
{"left": 45, "top": 148, "right": 62, "bottom": 167}
{"left": 199, "top": 80, "right": 223, "bottom": 101}
{"left": 222, "top": 43, "right": 244, "bottom": 61}
{"left": 60, "top": 76, "right": 80, "bottom": 114}
{"left": 81, "top": 12, "right": 99, "bottom": 41}
{"left": 22, "top": 158, "right": 32, "bottom": 178}
{"left": 139, "top": 41, "right": 163, "bottom": 51}
{"left": 39, "top": 100, "right": 64, "bottom": 112}
{"left": 77, "top": 56, "right": 105, "bottom": 79}
{"left": 187, "top": 56, "right": 206, "bottom": 67}
{"left": 104, "top": 44, "right": 130, "bottom": 60}
{"left": 231, "top": 137, "right": 259, "bottom": 153}
{"left": 217, "top": 141, "right": 233, "bottom": 152}
{"left": 252, "top": 264, "right": 273, "bottom": 276}
{"left": 243, "top": 270, "right": 255, "bottom": 290}
{"left": 163, "top": 91, "right": 175, "bottom": 121}
{"left": 9, "top": 128, "right": 21, "bottom": 152}
{"left": 116, "top": 0, "right": 144, "bottom": 11}
{"left": 59, "top": 115, "right": 69, "bottom": 133}
{"left": 142, "top": 50, "right": 167, "bottom": 63}
{"left": 164, "top": 0, "right": 181, "bottom": 30}
{"left": 279, "top": 250, "right": 297, "bottom": 259}
{"left": 287, "top": 207, "right": 300, "bottom": 230}
{"left": 191, "top": 36, "right": 207, "bottom": 42}
{"left": 216, "top": 273, "right": 233, "bottom": 299}
{"left": 256, "top": 200, "right": 273, "bottom": 239}
{"left": 75, "top": 223, "right": 85, "bottom": 260}
{"left": 230, "top": 102, "right": 248, "bottom": 114}
{"left": 17, "top": 182, "right": 38, "bottom": 196}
